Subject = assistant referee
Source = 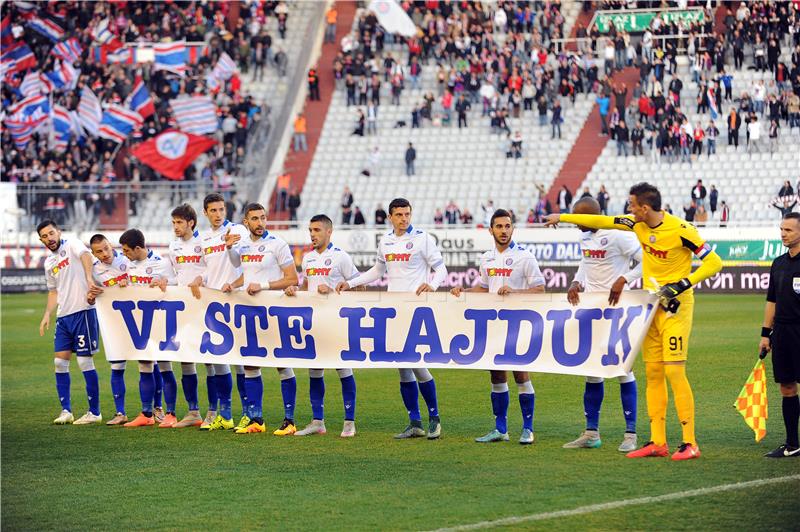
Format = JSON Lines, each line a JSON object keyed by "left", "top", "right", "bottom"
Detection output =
{"left": 760, "top": 212, "right": 800, "bottom": 458}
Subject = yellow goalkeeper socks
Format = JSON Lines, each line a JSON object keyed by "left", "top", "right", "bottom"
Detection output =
{"left": 665, "top": 363, "right": 696, "bottom": 446}
{"left": 645, "top": 362, "right": 668, "bottom": 446}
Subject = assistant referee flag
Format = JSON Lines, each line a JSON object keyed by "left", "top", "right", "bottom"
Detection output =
{"left": 735, "top": 358, "right": 768, "bottom": 442}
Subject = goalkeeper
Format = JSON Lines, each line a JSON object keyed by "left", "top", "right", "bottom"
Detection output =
{"left": 545, "top": 182, "right": 722, "bottom": 461}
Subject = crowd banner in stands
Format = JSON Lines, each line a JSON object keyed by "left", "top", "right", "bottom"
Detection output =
{"left": 591, "top": 7, "right": 704, "bottom": 33}
{"left": 95, "top": 286, "right": 657, "bottom": 378}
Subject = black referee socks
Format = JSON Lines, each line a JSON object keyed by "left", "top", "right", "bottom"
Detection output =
{"left": 782, "top": 395, "right": 799, "bottom": 448}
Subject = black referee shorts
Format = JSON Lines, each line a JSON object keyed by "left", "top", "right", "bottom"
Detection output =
{"left": 771, "top": 323, "right": 800, "bottom": 384}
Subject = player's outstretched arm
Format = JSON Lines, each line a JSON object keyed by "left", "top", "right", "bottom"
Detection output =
{"left": 687, "top": 248, "right": 723, "bottom": 286}
{"left": 338, "top": 261, "right": 386, "bottom": 292}
{"left": 560, "top": 213, "right": 636, "bottom": 232}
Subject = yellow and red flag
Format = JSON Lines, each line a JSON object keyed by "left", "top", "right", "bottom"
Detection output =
{"left": 734, "top": 359, "right": 768, "bottom": 442}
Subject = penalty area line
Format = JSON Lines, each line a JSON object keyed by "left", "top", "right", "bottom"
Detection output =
{"left": 427, "top": 474, "right": 800, "bottom": 531}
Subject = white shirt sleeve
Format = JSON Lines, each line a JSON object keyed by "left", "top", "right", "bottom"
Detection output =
{"left": 45, "top": 263, "right": 56, "bottom": 290}
{"left": 573, "top": 260, "right": 587, "bottom": 288}
{"left": 619, "top": 233, "right": 644, "bottom": 285}
{"left": 479, "top": 259, "right": 489, "bottom": 289}
{"left": 227, "top": 245, "right": 241, "bottom": 268}
{"left": 423, "top": 234, "right": 447, "bottom": 290}
{"left": 275, "top": 241, "right": 295, "bottom": 268}
{"left": 340, "top": 252, "right": 360, "bottom": 280}
{"left": 68, "top": 238, "right": 91, "bottom": 259}
{"left": 523, "top": 253, "right": 545, "bottom": 288}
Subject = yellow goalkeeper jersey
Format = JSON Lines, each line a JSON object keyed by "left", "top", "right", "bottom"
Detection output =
{"left": 560, "top": 212, "right": 721, "bottom": 292}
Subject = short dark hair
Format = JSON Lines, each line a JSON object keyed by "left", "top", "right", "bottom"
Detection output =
{"left": 243, "top": 202, "right": 266, "bottom": 217}
{"left": 171, "top": 203, "right": 197, "bottom": 230}
{"left": 36, "top": 219, "right": 57, "bottom": 235}
{"left": 784, "top": 212, "right": 800, "bottom": 223}
{"left": 490, "top": 208, "right": 513, "bottom": 227}
{"left": 203, "top": 193, "right": 225, "bottom": 210}
{"left": 119, "top": 229, "right": 145, "bottom": 250}
{"left": 629, "top": 182, "right": 662, "bottom": 211}
{"left": 388, "top": 197, "right": 411, "bottom": 214}
{"left": 310, "top": 214, "right": 333, "bottom": 227}
{"left": 89, "top": 234, "right": 108, "bottom": 245}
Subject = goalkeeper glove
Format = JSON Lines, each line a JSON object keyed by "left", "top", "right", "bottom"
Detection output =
{"left": 656, "top": 278, "right": 692, "bottom": 299}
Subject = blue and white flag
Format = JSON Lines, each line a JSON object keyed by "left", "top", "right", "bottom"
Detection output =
{"left": 153, "top": 41, "right": 187, "bottom": 76}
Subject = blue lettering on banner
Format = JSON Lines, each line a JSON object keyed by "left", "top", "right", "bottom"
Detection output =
{"left": 449, "top": 309, "right": 496, "bottom": 365}
{"left": 200, "top": 302, "right": 233, "bottom": 355}
{"left": 548, "top": 308, "right": 603, "bottom": 367}
{"left": 234, "top": 304, "right": 269, "bottom": 358}
{"left": 494, "top": 309, "right": 544, "bottom": 366}
{"left": 339, "top": 307, "right": 396, "bottom": 362}
{"left": 602, "top": 305, "right": 644, "bottom": 365}
{"left": 112, "top": 300, "right": 185, "bottom": 351}
{"left": 268, "top": 306, "right": 316, "bottom": 359}
{"left": 402, "top": 307, "right": 446, "bottom": 363}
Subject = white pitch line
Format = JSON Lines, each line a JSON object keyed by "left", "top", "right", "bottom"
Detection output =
{"left": 428, "top": 474, "right": 800, "bottom": 532}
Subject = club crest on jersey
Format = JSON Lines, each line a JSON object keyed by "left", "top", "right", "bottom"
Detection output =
{"left": 505, "top": 258, "right": 513, "bottom": 265}
{"left": 325, "top": 258, "right": 332, "bottom": 266}
{"left": 385, "top": 253, "right": 411, "bottom": 262}
{"left": 119, "top": 264, "right": 127, "bottom": 271}
{"left": 194, "top": 246, "right": 202, "bottom": 253}
{"left": 258, "top": 245, "right": 266, "bottom": 252}
{"left": 793, "top": 277, "right": 800, "bottom": 294}
{"left": 51, "top": 257, "right": 69, "bottom": 274}
{"left": 649, "top": 235, "right": 656, "bottom": 243}
{"left": 406, "top": 242, "right": 414, "bottom": 249}
{"left": 60, "top": 249, "right": 66, "bottom": 257}
{"left": 241, "top": 254, "right": 264, "bottom": 263}
{"left": 307, "top": 267, "right": 332, "bottom": 276}
{"left": 583, "top": 249, "right": 607, "bottom": 259}
{"left": 643, "top": 244, "right": 668, "bottom": 259}
{"left": 487, "top": 267, "right": 512, "bottom": 277}
{"left": 600, "top": 237, "right": 608, "bottom": 245}
{"left": 146, "top": 267, "right": 153, "bottom": 274}
{"left": 204, "top": 244, "right": 225, "bottom": 255}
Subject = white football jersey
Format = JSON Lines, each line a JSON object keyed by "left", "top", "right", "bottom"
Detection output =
{"left": 479, "top": 241, "right": 545, "bottom": 293}
{"left": 44, "top": 238, "right": 92, "bottom": 317}
{"left": 201, "top": 220, "right": 249, "bottom": 290}
{"left": 302, "top": 243, "right": 360, "bottom": 291}
{"left": 127, "top": 249, "right": 174, "bottom": 286}
{"left": 574, "top": 229, "right": 643, "bottom": 292}
{"left": 168, "top": 229, "right": 207, "bottom": 286}
{"left": 230, "top": 230, "right": 294, "bottom": 287}
{"left": 356, "top": 225, "right": 446, "bottom": 292}
{"left": 92, "top": 251, "right": 130, "bottom": 287}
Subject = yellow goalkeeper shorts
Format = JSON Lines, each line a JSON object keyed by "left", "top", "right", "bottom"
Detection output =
{"left": 642, "top": 292, "right": 695, "bottom": 363}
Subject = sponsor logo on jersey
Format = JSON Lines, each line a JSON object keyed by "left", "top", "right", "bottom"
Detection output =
{"left": 306, "top": 267, "right": 332, "bottom": 276}
{"left": 51, "top": 257, "right": 69, "bottom": 275}
{"left": 129, "top": 275, "right": 153, "bottom": 284}
{"left": 487, "top": 267, "right": 513, "bottom": 277}
{"left": 176, "top": 255, "right": 202, "bottom": 264}
{"left": 204, "top": 244, "right": 226, "bottom": 255}
{"left": 241, "top": 254, "right": 264, "bottom": 263}
{"left": 643, "top": 244, "right": 669, "bottom": 259}
{"left": 793, "top": 276, "right": 800, "bottom": 294}
{"left": 583, "top": 249, "right": 607, "bottom": 259}
{"left": 102, "top": 273, "right": 128, "bottom": 287}
{"left": 385, "top": 253, "right": 411, "bottom": 262}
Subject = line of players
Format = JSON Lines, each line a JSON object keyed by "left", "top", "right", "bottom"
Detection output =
{"left": 39, "top": 188, "right": 706, "bottom": 454}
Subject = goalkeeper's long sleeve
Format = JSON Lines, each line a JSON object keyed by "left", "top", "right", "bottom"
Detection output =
{"left": 688, "top": 250, "right": 723, "bottom": 286}
{"left": 559, "top": 213, "right": 637, "bottom": 231}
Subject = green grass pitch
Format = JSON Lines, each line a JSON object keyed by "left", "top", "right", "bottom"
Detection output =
{"left": 2, "top": 293, "right": 798, "bottom": 531}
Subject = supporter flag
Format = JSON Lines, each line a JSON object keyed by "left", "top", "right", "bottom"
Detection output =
{"left": 1, "top": 15, "right": 15, "bottom": 47}
{"left": 27, "top": 15, "right": 65, "bottom": 42}
{"left": 153, "top": 41, "right": 187, "bottom": 76}
{"left": 707, "top": 87, "right": 718, "bottom": 120}
{"left": 98, "top": 105, "right": 143, "bottom": 143}
{"left": 734, "top": 357, "right": 768, "bottom": 442}
{"left": 131, "top": 130, "right": 217, "bottom": 180}
{"left": 368, "top": 0, "right": 418, "bottom": 37}
{"left": 126, "top": 76, "right": 155, "bottom": 119}
{"left": 1, "top": 43, "right": 37, "bottom": 78}
{"left": 78, "top": 87, "right": 102, "bottom": 136}
{"left": 52, "top": 38, "right": 83, "bottom": 64}
{"left": 68, "top": 110, "right": 85, "bottom": 142}
{"left": 20, "top": 70, "right": 42, "bottom": 97}
{"left": 169, "top": 95, "right": 217, "bottom": 135}
{"left": 207, "top": 52, "right": 236, "bottom": 91}
{"left": 8, "top": 93, "right": 49, "bottom": 118}
{"left": 4, "top": 107, "right": 48, "bottom": 149}
{"left": 52, "top": 104, "right": 72, "bottom": 152}
{"left": 13, "top": 1, "right": 37, "bottom": 15}
{"left": 91, "top": 18, "right": 122, "bottom": 50}
{"left": 44, "top": 60, "right": 79, "bottom": 91}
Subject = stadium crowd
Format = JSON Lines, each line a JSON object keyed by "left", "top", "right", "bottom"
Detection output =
{"left": 1, "top": 1, "right": 289, "bottom": 229}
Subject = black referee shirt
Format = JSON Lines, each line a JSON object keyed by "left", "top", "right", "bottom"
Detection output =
{"left": 766, "top": 250, "right": 800, "bottom": 324}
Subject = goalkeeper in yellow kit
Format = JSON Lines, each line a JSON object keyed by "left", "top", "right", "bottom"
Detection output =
{"left": 545, "top": 183, "right": 723, "bottom": 460}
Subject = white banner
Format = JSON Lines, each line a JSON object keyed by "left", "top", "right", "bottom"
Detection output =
{"left": 95, "top": 287, "right": 657, "bottom": 378}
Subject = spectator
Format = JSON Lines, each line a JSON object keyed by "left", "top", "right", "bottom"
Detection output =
{"left": 692, "top": 124, "right": 705, "bottom": 157}
{"left": 433, "top": 208, "right": 444, "bottom": 225}
{"left": 683, "top": 201, "right": 697, "bottom": 222}
{"left": 362, "top": 146, "right": 380, "bottom": 177}
{"left": 352, "top": 109, "right": 365, "bottom": 136}
{"left": 596, "top": 92, "right": 610, "bottom": 135}
{"left": 558, "top": 185, "right": 573, "bottom": 214}
{"left": 691, "top": 180, "right": 707, "bottom": 210}
{"left": 460, "top": 209, "right": 473, "bottom": 225}
{"left": 747, "top": 115, "right": 761, "bottom": 154}
{"left": 293, "top": 113, "right": 308, "bottom": 152}
{"left": 445, "top": 200, "right": 460, "bottom": 225}
{"left": 481, "top": 200, "right": 495, "bottom": 226}
{"left": 325, "top": 6, "right": 338, "bottom": 44}
{"left": 631, "top": 122, "right": 645, "bottom": 156}
{"left": 353, "top": 206, "right": 365, "bottom": 225}
{"left": 709, "top": 185, "right": 718, "bottom": 218}
{"left": 340, "top": 186, "right": 353, "bottom": 224}
{"left": 375, "top": 204, "right": 387, "bottom": 225}
{"left": 772, "top": 196, "right": 798, "bottom": 218}
{"left": 274, "top": 48, "right": 288, "bottom": 77}
{"left": 404, "top": 142, "right": 416, "bottom": 176}
{"left": 308, "top": 68, "right": 320, "bottom": 101}
{"left": 580, "top": 187, "right": 592, "bottom": 199}
{"left": 615, "top": 120, "right": 629, "bottom": 157}
{"left": 720, "top": 201, "right": 730, "bottom": 227}
{"left": 706, "top": 120, "right": 719, "bottom": 157}
{"left": 510, "top": 131, "right": 523, "bottom": 158}
{"left": 275, "top": 173, "right": 291, "bottom": 213}
{"left": 768, "top": 120, "right": 780, "bottom": 155}
{"left": 551, "top": 100, "right": 563, "bottom": 139}
{"left": 779, "top": 181, "right": 795, "bottom": 197}
{"left": 597, "top": 185, "right": 610, "bottom": 215}
{"left": 727, "top": 108, "right": 741, "bottom": 148}
{"left": 456, "top": 94, "right": 471, "bottom": 129}
{"left": 695, "top": 205, "right": 709, "bottom": 226}
{"left": 537, "top": 97, "right": 548, "bottom": 127}
{"left": 366, "top": 103, "right": 378, "bottom": 135}
{"left": 411, "top": 104, "right": 421, "bottom": 129}
{"left": 287, "top": 188, "right": 301, "bottom": 221}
